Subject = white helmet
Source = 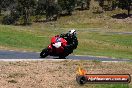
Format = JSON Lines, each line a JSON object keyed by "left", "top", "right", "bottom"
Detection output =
{"left": 69, "top": 29, "right": 76, "bottom": 36}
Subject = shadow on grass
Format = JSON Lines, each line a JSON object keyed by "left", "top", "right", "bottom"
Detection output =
{"left": 34, "top": 18, "right": 57, "bottom": 23}
{"left": 75, "top": 7, "right": 89, "bottom": 11}
{"left": 111, "top": 13, "right": 131, "bottom": 19}
{"left": 92, "top": 11, "right": 103, "bottom": 14}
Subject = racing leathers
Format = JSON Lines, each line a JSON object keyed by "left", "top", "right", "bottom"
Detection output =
{"left": 60, "top": 33, "right": 78, "bottom": 54}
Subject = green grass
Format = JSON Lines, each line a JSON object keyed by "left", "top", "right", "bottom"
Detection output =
{"left": 75, "top": 32, "right": 132, "bottom": 59}
{"left": 95, "top": 84, "right": 129, "bottom": 88}
{"left": 0, "top": 25, "right": 50, "bottom": 51}
{"left": 96, "top": 84, "right": 129, "bottom": 88}
{"left": 82, "top": 84, "right": 130, "bottom": 88}
{"left": 0, "top": 9, "right": 132, "bottom": 59}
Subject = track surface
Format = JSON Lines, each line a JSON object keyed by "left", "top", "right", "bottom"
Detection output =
{"left": 0, "top": 50, "right": 132, "bottom": 62}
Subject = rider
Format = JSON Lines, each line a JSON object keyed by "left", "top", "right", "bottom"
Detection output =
{"left": 60, "top": 29, "right": 78, "bottom": 54}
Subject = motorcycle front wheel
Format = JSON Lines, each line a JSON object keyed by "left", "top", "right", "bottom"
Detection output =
{"left": 40, "top": 48, "right": 49, "bottom": 58}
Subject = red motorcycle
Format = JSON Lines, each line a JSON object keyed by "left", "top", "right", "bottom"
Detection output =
{"left": 40, "top": 35, "right": 69, "bottom": 58}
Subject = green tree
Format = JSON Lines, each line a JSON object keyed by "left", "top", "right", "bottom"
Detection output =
{"left": 35, "top": 0, "right": 60, "bottom": 21}
{"left": 1, "top": 0, "right": 19, "bottom": 24}
{"left": 17, "top": 0, "right": 37, "bottom": 25}
{"left": 0, "top": 0, "right": 1, "bottom": 15}
{"left": 58, "top": 0, "right": 76, "bottom": 15}
{"left": 118, "top": 0, "right": 132, "bottom": 16}
{"left": 95, "top": 0, "right": 118, "bottom": 11}
{"left": 45, "top": 0, "right": 60, "bottom": 21}
{"left": 76, "top": 0, "right": 91, "bottom": 10}
{"left": 35, "top": 0, "right": 47, "bottom": 15}
{"left": 0, "top": 0, "right": 15, "bottom": 15}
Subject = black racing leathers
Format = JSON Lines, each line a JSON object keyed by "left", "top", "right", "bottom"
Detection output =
{"left": 60, "top": 33, "right": 78, "bottom": 54}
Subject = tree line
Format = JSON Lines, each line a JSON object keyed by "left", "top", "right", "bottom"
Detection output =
{"left": 0, "top": 0, "right": 131, "bottom": 25}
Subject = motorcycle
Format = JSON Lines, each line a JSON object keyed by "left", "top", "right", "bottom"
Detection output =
{"left": 40, "top": 35, "right": 69, "bottom": 58}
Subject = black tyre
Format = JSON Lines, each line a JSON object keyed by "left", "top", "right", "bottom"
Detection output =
{"left": 76, "top": 75, "right": 87, "bottom": 85}
{"left": 40, "top": 48, "right": 49, "bottom": 58}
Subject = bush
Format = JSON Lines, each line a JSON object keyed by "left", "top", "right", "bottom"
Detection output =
{"left": 2, "top": 8, "right": 20, "bottom": 25}
{"left": 2, "top": 15, "right": 15, "bottom": 25}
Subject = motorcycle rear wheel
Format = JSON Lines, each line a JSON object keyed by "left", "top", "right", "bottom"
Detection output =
{"left": 40, "top": 48, "right": 49, "bottom": 58}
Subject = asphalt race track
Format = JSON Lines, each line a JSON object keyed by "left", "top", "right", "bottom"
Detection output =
{"left": 0, "top": 50, "right": 132, "bottom": 62}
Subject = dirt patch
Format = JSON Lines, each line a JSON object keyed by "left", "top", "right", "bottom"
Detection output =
{"left": 0, "top": 60, "right": 131, "bottom": 88}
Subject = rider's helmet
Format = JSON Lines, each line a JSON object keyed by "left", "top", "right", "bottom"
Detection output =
{"left": 68, "top": 29, "right": 77, "bottom": 37}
